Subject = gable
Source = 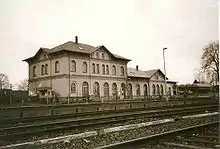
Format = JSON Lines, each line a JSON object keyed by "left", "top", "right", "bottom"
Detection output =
{"left": 38, "top": 50, "right": 49, "bottom": 60}
{"left": 23, "top": 48, "right": 50, "bottom": 63}
{"left": 32, "top": 48, "right": 50, "bottom": 61}
{"left": 151, "top": 70, "right": 166, "bottom": 81}
{"left": 91, "top": 46, "right": 112, "bottom": 60}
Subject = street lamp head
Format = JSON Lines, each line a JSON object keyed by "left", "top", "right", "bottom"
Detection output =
{"left": 163, "top": 47, "right": 167, "bottom": 50}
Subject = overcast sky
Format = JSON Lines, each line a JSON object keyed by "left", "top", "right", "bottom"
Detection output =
{"left": 0, "top": 0, "right": 218, "bottom": 85}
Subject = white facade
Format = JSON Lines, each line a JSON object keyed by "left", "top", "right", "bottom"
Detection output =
{"left": 24, "top": 39, "right": 177, "bottom": 100}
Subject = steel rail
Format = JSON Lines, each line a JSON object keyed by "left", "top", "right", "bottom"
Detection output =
{"left": 0, "top": 105, "right": 217, "bottom": 141}
{"left": 96, "top": 121, "right": 219, "bottom": 149}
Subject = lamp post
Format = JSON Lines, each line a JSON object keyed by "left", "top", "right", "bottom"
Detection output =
{"left": 163, "top": 48, "right": 168, "bottom": 101}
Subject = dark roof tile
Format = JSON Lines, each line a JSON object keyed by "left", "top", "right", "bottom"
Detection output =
{"left": 24, "top": 41, "right": 130, "bottom": 61}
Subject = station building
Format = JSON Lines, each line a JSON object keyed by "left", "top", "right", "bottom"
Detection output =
{"left": 23, "top": 36, "right": 177, "bottom": 101}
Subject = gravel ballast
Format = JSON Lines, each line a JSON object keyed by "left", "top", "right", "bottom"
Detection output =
{"left": 2, "top": 114, "right": 218, "bottom": 149}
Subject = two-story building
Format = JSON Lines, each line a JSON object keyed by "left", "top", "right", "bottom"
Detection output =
{"left": 23, "top": 36, "right": 177, "bottom": 101}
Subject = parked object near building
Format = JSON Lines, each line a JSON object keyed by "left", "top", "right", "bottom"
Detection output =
{"left": 23, "top": 36, "right": 177, "bottom": 102}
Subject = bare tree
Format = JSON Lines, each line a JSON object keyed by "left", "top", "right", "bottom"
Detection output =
{"left": 201, "top": 41, "right": 219, "bottom": 83}
{"left": 193, "top": 69, "right": 208, "bottom": 84}
{"left": 15, "top": 79, "right": 28, "bottom": 91}
{"left": 0, "top": 73, "right": 9, "bottom": 89}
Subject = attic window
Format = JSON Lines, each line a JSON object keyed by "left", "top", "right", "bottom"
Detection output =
{"left": 155, "top": 74, "right": 159, "bottom": 80}
{"left": 79, "top": 47, "right": 84, "bottom": 50}
{"left": 44, "top": 54, "right": 48, "bottom": 58}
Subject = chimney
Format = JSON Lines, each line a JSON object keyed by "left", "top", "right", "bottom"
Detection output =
{"left": 75, "top": 36, "right": 78, "bottom": 44}
{"left": 136, "top": 65, "right": 139, "bottom": 71}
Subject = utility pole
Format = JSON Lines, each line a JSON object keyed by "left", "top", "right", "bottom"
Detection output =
{"left": 9, "top": 84, "right": 12, "bottom": 104}
{"left": 163, "top": 48, "right": 168, "bottom": 101}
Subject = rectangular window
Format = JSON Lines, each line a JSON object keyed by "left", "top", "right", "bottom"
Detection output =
{"left": 45, "top": 64, "right": 48, "bottom": 74}
{"left": 33, "top": 66, "right": 36, "bottom": 77}
{"left": 120, "top": 66, "right": 124, "bottom": 76}
{"left": 41, "top": 65, "right": 44, "bottom": 75}
{"left": 71, "top": 60, "right": 76, "bottom": 72}
{"left": 92, "top": 63, "right": 95, "bottom": 74}
{"left": 97, "top": 64, "right": 100, "bottom": 74}
{"left": 112, "top": 65, "right": 116, "bottom": 75}
{"left": 102, "top": 65, "right": 105, "bottom": 74}
{"left": 55, "top": 61, "right": 60, "bottom": 73}
{"left": 83, "top": 62, "right": 87, "bottom": 73}
{"left": 106, "top": 65, "right": 109, "bottom": 74}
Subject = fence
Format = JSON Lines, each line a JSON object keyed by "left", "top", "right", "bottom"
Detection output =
{"left": 0, "top": 89, "right": 28, "bottom": 105}
{"left": 0, "top": 89, "right": 218, "bottom": 106}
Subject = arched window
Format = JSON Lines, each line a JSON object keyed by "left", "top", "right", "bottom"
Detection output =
{"left": 157, "top": 84, "right": 160, "bottom": 95}
{"left": 120, "top": 66, "right": 124, "bottom": 76}
{"left": 152, "top": 84, "right": 156, "bottom": 95}
{"left": 41, "top": 65, "right": 44, "bottom": 75}
{"left": 55, "top": 61, "right": 60, "bottom": 73}
{"left": 106, "top": 65, "right": 109, "bottom": 75}
{"left": 136, "top": 84, "right": 140, "bottom": 96}
{"left": 102, "top": 64, "right": 105, "bottom": 74}
{"left": 169, "top": 87, "right": 171, "bottom": 96}
{"left": 71, "top": 60, "right": 76, "bottom": 72}
{"left": 96, "top": 64, "right": 100, "bottom": 74}
{"left": 102, "top": 53, "right": 105, "bottom": 59}
{"left": 144, "top": 84, "right": 148, "bottom": 96}
{"left": 160, "top": 85, "right": 164, "bottom": 95}
{"left": 82, "top": 62, "right": 87, "bottom": 73}
{"left": 104, "top": 82, "right": 109, "bottom": 98}
{"left": 33, "top": 66, "right": 36, "bottom": 77}
{"left": 82, "top": 81, "right": 89, "bottom": 96}
{"left": 92, "top": 63, "right": 95, "bottom": 74}
{"left": 120, "top": 83, "right": 126, "bottom": 98}
{"left": 93, "top": 82, "right": 100, "bottom": 97}
{"left": 112, "top": 83, "right": 117, "bottom": 97}
{"left": 112, "top": 65, "right": 116, "bottom": 75}
{"left": 45, "top": 64, "right": 48, "bottom": 75}
{"left": 71, "top": 82, "right": 76, "bottom": 93}
{"left": 128, "top": 83, "right": 133, "bottom": 99}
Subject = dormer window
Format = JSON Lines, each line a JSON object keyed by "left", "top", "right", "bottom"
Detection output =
{"left": 79, "top": 47, "right": 84, "bottom": 50}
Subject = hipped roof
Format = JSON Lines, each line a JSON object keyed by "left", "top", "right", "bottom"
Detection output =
{"left": 23, "top": 41, "right": 131, "bottom": 62}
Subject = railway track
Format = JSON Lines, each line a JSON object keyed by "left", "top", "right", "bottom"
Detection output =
{"left": 1, "top": 103, "right": 217, "bottom": 127}
{"left": 1, "top": 101, "right": 216, "bottom": 127}
{"left": 0, "top": 104, "right": 218, "bottom": 144}
{"left": 0, "top": 112, "right": 218, "bottom": 149}
{"left": 98, "top": 121, "right": 219, "bottom": 149}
